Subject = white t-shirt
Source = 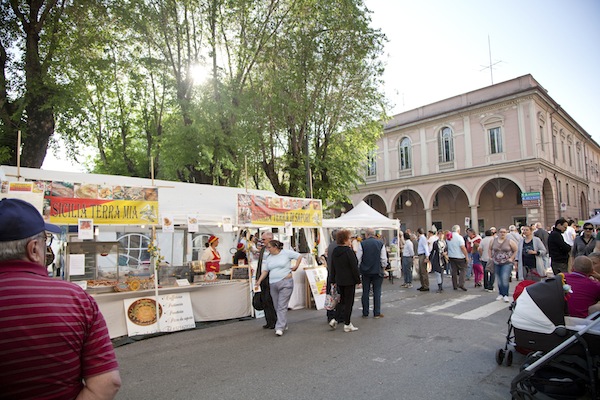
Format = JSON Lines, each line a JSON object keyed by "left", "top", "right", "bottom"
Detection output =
{"left": 563, "top": 226, "right": 576, "bottom": 246}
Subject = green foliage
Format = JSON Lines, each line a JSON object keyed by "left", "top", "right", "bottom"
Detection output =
{"left": 2, "top": 0, "right": 389, "bottom": 209}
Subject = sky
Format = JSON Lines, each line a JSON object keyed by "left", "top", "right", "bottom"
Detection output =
{"left": 42, "top": 0, "right": 600, "bottom": 173}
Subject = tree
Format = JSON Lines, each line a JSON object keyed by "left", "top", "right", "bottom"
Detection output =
{"left": 0, "top": 0, "right": 70, "bottom": 167}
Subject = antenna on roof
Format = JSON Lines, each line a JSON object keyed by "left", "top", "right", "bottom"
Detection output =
{"left": 480, "top": 35, "right": 502, "bottom": 85}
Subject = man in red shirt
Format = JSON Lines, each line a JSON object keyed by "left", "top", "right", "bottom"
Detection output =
{"left": 0, "top": 198, "right": 121, "bottom": 399}
{"left": 564, "top": 256, "right": 600, "bottom": 318}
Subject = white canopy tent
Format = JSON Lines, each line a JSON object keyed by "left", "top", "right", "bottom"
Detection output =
{"left": 320, "top": 201, "right": 401, "bottom": 273}
{"left": 322, "top": 201, "right": 400, "bottom": 230}
{"left": 585, "top": 214, "right": 600, "bottom": 225}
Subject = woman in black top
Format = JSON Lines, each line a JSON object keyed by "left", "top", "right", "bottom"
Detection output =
{"left": 329, "top": 229, "right": 361, "bottom": 332}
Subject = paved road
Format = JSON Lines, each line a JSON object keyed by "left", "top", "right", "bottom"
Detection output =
{"left": 113, "top": 277, "right": 525, "bottom": 400}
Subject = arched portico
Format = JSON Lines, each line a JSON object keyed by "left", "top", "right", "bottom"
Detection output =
{"left": 392, "top": 190, "right": 426, "bottom": 231}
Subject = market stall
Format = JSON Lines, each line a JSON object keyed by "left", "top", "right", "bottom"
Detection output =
{"left": 0, "top": 165, "right": 275, "bottom": 338}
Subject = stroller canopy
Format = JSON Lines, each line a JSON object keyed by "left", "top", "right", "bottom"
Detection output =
{"left": 512, "top": 277, "right": 567, "bottom": 334}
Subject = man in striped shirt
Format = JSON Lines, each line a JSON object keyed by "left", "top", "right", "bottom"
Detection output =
{"left": 0, "top": 198, "right": 121, "bottom": 400}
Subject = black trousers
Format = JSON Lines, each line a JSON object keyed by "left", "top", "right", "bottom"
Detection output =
{"left": 335, "top": 284, "right": 356, "bottom": 325}
{"left": 260, "top": 280, "right": 277, "bottom": 327}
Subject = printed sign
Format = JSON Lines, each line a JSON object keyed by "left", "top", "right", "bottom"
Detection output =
{"left": 304, "top": 267, "right": 328, "bottom": 310}
{"left": 237, "top": 194, "right": 322, "bottom": 227}
{"left": 522, "top": 191, "right": 541, "bottom": 208}
{"left": 123, "top": 293, "right": 195, "bottom": 336}
{"left": 17, "top": 179, "right": 160, "bottom": 225}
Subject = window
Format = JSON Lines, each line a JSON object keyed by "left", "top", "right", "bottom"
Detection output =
{"left": 566, "top": 183, "right": 570, "bottom": 205}
{"left": 539, "top": 125, "right": 545, "bottom": 151}
{"left": 367, "top": 150, "right": 377, "bottom": 176}
{"left": 558, "top": 180, "right": 562, "bottom": 203}
{"left": 438, "top": 127, "right": 454, "bottom": 163}
{"left": 432, "top": 193, "right": 439, "bottom": 208}
{"left": 117, "top": 233, "right": 151, "bottom": 267}
{"left": 568, "top": 145, "right": 572, "bottom": 166}
{"left": 488, "top": 127, "right": 503, "bottom": 154}
{"left": 399, "top": 137, "right": 412, "bottom": 170}
{"left": 552, "top": 135, "right": 558, "bottom": 160}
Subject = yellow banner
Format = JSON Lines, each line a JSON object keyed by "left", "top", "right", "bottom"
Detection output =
{"left": 47, "top": 197, "right": 159, "bottom": 225}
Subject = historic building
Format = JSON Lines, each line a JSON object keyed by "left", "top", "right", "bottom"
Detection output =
{"left": 352, "top": 74, "right": 600, "bottom": 233}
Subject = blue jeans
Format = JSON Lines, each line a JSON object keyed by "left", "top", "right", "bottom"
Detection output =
{"left": 402, "top": 257, "right": 413, "bottom": 284}
{"left": 494, "top": 263, "right": 512, "bottom": 297}
{"left": 361, "top": 274, "right": 383, "bottom": 316}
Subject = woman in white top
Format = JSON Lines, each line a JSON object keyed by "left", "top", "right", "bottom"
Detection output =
{"left": 254, "top": 240, "right": 303, "bottom": 336}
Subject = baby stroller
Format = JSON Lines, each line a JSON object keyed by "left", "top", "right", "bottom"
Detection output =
{"left": 496, "top": 276, "right": 544, "bottom": 367}
{"left": 509, "top": 276, "right": 600, "bottom": 399}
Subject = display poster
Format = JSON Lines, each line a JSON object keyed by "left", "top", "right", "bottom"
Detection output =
{"left": 78, "top": 219, "right": 94, "bottom": 240}
{"left": 123, "top": 293, "right": 195, "bottom": 336}
{"left": 222, "top": 216, "right": 233, "bottom": 232}
{"left": 237, "top": 194, "right": 322, "bottom": 227}
{"left": 161, "top": 214, "right": 174, "bottom": 233}
{"left": 17, "top": 179, "right": 159, "bottom": 225}
{"left": 1, "top": 181, "right": 44, "bottom": 211}
{"left": 187, "top": 215, "right": 198, "bottom": 232}
{"left": 69, "top": 254, "right": 86, "bottom": 275}
{"left": 304, "top": 267, "right": 328, "bottom": 310}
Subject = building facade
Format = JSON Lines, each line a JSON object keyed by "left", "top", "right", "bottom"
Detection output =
{"left": 353, "top": 75, "right": 600, "bottom": 233}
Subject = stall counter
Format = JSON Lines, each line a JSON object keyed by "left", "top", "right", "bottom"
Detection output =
{"left": 93, "top": 280, "right": 251, "bottom": 339}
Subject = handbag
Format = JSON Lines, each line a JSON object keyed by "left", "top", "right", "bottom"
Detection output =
{"left": 252, "top": 292, "right": 264, "bottom": 310}
{"left": 324, "top": 283, "right": 340, "bottom": 311}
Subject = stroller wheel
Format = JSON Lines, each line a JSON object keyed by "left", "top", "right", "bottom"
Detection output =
{"left": 506, "top": 350, "right": 513, "bottom": 366}
{"left": 496, "top": 348, "right": 505, "bottom": 365}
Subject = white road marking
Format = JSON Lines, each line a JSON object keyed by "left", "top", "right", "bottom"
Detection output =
{"left": 424, "top": 295, "right": 479, "bottom": 312}
{"left": 454, "top": 300, "right": 509, "bottom": 320}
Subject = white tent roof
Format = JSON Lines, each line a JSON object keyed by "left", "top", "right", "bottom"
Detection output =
{"left": 0, "top": 166, "right": 277, "bottom": 226}
{"left": 322, "top": 201, "right": 399, "bottom": 230}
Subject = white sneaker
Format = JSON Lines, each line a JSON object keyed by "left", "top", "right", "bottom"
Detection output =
{"left": 496, "top": 295, "right": 503, "bottom": 301}
{"left": 503, "top": 296, "right": 510, "bottom": 303}
{"left": 275, "top": 330, "right": 283, "bottom": 336}
{"left": 329, "top": 319, "right": 338, "bottom": 330}
{"left": 344, "top": 323, "right": 358, "bottom": 332}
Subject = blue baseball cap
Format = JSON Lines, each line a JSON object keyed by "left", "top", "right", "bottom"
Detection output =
{"left": 0, "top": 198, "right": 61, "bottom": 242}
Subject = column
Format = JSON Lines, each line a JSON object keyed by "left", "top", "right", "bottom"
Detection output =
{"left": 425, "top": 208, "right": 432, "bottom": 232}
{"left": 470, "top": 205, "right": 478, "bottom": 231}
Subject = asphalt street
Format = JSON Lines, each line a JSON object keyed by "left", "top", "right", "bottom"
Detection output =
{"left": 113, "top": 276, "right": 525, "bottom": 400}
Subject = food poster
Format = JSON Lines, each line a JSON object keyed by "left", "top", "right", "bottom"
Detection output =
{"left": 187, "top": 215, "right": 199, "bottom": 232}
{"left": 23, "top": 179, "right": 159, "bottom": 225}
{"left": 0, "top": 181, "right": 45, "bottom": 211}
{"left": 161, "top": 214, "right": 174, "bottom": 233}
{"left": 123, "top": 293, "right": 195, "bottom": 336}
{"left": 78, "top": 219, "right": 94, "bottom": 240}
{"left": 237, "top": 194, "right": 322, "bottom": 227}
{"left": 304, "top": 267, "right": 328, "bottom": 310}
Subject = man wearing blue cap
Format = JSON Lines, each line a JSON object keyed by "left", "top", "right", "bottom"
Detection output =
{"left": 0, "top": 198, "right": 121, "bottom": 399}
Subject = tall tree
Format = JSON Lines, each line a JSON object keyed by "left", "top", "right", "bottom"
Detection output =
{"left": 0, "top": 0, "right": 70, "bottom": 167}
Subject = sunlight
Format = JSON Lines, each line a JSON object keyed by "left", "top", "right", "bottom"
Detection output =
{"left": 189, "top": 63, "right": 211, "bottom": 85}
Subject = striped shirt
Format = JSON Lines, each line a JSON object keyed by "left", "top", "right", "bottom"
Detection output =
{"left": 0, "top": 260, "right": 119, "bottom": 400}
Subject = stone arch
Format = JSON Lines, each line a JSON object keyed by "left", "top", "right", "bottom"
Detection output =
{"left": 362, "top": 194, "right": 388, "bottom": 216}
{"left": 391, "top": 189, "right": 426, "bottom": 231}
{"left": 429, "top": 184, "right": 470, "bottom": 231}
{"left": 475, "top": 177, "right": 526, "bottom": 230}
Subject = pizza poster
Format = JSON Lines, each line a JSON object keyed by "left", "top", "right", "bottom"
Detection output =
{"left": 237, "top": 194, "right": 322, "bottom": 227}
{"left": 123, "top": 293, "right": 195, "bottom": 336}
{"left": 304, "top": 267, "right": 328, "bottom": 310}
